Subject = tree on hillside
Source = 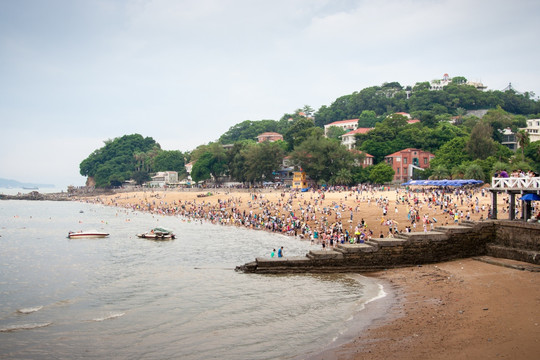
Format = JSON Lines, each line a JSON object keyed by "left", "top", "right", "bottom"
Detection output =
{"left": 466, "top": 122, "right": 498, "bottom": 160}
{"left": 326, "top": 126, "right": 346, "bottom": 140}
{"left": 218, "top": 119, "right": 283, "bottom": 144}
{"left": 430, "top": 137, "right": 471, "bottom": 171}
{"left": 153, "top": 150, "right": 187, "bottom": 174}
{"left": 284, "top": 118, "right": 322, "bottom": 150}
{"left": 357, "top": 110, "right": 380, "bottom": 127}
{"left": 291, "top": 135, "right": 355, "bottom": 184}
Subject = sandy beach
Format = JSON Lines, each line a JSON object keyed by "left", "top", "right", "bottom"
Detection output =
{"left": 314, "top": 258, "right": 540, "bottom": 360}
{"left": 78, "top": 185, "right": 502, "bottom": 241}
{"left": 76, "top": 187, "right": 539, "bottom": 359}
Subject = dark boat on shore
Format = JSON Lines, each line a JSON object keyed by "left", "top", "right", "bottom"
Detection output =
{"left": 137, "top": 227, "right": 176, "bottom": 240}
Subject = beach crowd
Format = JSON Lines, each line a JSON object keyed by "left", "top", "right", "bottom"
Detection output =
{"left": 80, "top": 183, "right": 513, "bottom": 250}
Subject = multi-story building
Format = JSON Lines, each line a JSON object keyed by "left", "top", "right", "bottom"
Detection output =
{"left": 341, "top": 128, "right": 373, "bottom": 149}
{"left": 324, "top": 119, "right": 359, "bottom": 136}
{"left": 384, "top": 148, "right": 435, "bottom": 182}
{"left": 523, "top": 119, "right": 540, "bottom": 143}
{"left": 148, "top": 171, "right": 179, "bottom": 187}
{"left": 500, "top": 128, "right": 518, "bottom": 151}
{"left": 292, "top": 171, "right": 308, "bottom": 190}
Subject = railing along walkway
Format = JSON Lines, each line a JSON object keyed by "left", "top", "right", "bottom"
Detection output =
{"left": 491, "top": 177, "right": 540, "bottom": 189}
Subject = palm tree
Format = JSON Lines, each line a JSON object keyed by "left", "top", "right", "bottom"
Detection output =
{"left": 430, "top": 165, "right": 449, "bottom": 180}
{"left": 333, "top": 168, "right": 353, "bottom": 186}
{"left": 515, "top": 130, "right": 530, "bottom": 161}
{"left": 451, "top": 164, "right": 468, "bottom": 179}
{"left": 464, "top": 163, "right": 485, "bottom": 181}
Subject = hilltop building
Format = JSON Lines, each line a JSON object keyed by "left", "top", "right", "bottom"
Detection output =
{"left": 430, "top": 73, "right": 487, "bottom": 91}
{"left": 256, "top": 132, "right": 283, "bottom": 143}
{"left": 324, "top": 119, "right": 359, "bottom": 136}
{"left": 341, "top": 128, "right": 373, "bottom": 149}
{"left": 522, "top": 119, "right": 540, "bottom": 143}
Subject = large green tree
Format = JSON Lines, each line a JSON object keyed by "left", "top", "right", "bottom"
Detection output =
{"left": 291, "top": 135, "right": 356, "bottom": 183}
{"left": 466, "top": 122, "right": 498, "bottom": 160}
{"left": 79, "top": 134, "right": 159, "bottom": 187}
{"left": 153, "top": 150, "right": 187, "bottom": 174}
{"left": 368, "top": 163, "right": 395, "bottom": 184}
{"left": 243, "top": 141, "right": 284, "bottom": 183}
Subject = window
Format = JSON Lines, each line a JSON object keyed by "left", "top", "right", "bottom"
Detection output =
{"left": 424, "top": 157, "right": 428, "bottom": 165}
{"left": 403, "top": 158, "right": 407, "bottom": 164}
{"left": 397, "top": 167, "right": 400, "bottom": 174}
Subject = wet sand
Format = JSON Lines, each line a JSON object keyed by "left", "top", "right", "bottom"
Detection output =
{"left": 316, "top": 259, "right": 540, "bottom": 360}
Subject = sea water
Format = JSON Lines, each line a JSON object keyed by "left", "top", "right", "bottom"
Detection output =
{"left": 0, "top": 200, "right": 389, "bottom": 359}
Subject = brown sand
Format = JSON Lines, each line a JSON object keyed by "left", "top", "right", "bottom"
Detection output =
{"left": 320, "top": 259, "right": 540, "bottom": 360}
{"left": 76, "top": 188, "right": 539, "bottom": 359}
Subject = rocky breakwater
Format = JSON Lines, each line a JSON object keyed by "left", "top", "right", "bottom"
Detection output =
{"left": 0, "top": 191, "right": 71, "bottom": 201}
{"left": 236, "top": 221, "right": 498, "bottom": 274}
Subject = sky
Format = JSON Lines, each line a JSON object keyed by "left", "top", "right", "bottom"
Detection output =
{"left": 1, "top": 0, "right": 539, "bottom": 187}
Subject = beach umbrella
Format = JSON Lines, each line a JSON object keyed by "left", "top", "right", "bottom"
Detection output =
{"left": 519, "top": 193, "right": 540, "bottom": 201}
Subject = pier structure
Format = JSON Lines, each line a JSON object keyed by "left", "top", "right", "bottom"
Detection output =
{"left": 489, "top": 177, "right": 540, "bottom": 221}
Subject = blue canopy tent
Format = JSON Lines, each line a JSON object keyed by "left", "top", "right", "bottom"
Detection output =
{"left": 519, "top": 193, "right": 540, "bottom": 201}
{"left": 401, "top": 179, "right": 484, "bottom": 187}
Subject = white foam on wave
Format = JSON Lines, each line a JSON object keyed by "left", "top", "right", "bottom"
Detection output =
{"left": 17, "top": 306, "right": 43, "bottom": 314}
{"left": 0, "top": 322, "right": 52, "bottom": 332}
{"left": 364, "top": 283, "right": 387, "bottom": 305}
{"left": 91, "top": 312, "right": 125, "bottom": 322}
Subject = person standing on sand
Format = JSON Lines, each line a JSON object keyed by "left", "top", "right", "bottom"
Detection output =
{"left": 271, "top": 249, "right": 276, "bottom": 258}
{"left": 278, "top": 246, "right": 283, "bottom": 257}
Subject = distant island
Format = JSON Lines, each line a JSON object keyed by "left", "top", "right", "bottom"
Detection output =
{"left": 0, "top": 177, "right": 55, "bottom": 189}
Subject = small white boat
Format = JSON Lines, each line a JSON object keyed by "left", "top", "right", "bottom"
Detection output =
{"left": 68, "top": 230, "right": 109, "bottom": 239}
{"left": 137, "top": 228, "right": 176, "bottom": 240}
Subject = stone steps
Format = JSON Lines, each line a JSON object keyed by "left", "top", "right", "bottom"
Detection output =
{"left": 486, "top": 244, "right": 540, "bottom": 265}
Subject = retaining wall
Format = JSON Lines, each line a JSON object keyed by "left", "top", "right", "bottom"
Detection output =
{"left": 236, "top": 220, "right": 540, "bottom": 273}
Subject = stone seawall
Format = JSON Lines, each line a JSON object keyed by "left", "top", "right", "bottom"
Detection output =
{"left": 236, "top": 220, "right": 540, "bottom": 274}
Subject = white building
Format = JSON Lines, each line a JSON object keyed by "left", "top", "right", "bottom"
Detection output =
{"left": 148, "top": 171, "right": 178, "bottom": 187}
{"left": 341, "top": 128, "right": 373, "bottom": 149}
{"left": 430, "top": 73, "right": 487, "bottom": 91}
{"left": 523, "top": 119, "right": 540, "bottom": 143}
{"left": 324, "top": 119, "right": 359, "bottom": 136}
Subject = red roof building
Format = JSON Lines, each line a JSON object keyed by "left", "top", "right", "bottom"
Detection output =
{"left": 384, "top": 148, "right": 435, "bottom": 182}
{"left": 341, "top": 128, "right": 373, "bottom": 149}
{"left": 349, "top": 149, "right": 374, "bottom": 168}
{"left": 324, "top": 119, "right": 359, "bottom": 136}
{"left": 256, "top": 132, "right": 283, "bottom": 143}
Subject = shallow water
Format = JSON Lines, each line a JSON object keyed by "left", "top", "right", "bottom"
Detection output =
{"left": 0, "top": 200, "right": 387, "bottom": 359}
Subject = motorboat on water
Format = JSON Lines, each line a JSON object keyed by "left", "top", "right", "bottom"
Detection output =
{"left": 137, "top": 227, "right": 176, "bottom": 240}
{"left": 68, "top": 230, "right": 109, "bottom": 239}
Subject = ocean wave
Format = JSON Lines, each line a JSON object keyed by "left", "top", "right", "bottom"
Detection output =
{"left": 17, "top": 306, "right": 43, "bottom": 314}
{"left": 364, "top": 283, "right": 387, "bottom": 305}
{"left": 0, "top": 322, "right": 52, "bottom": 332}
{"left": 91, "top": 312, "right": 125, "bottom": 322}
